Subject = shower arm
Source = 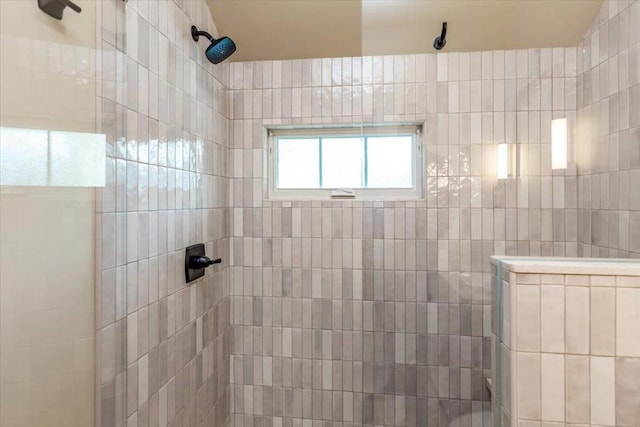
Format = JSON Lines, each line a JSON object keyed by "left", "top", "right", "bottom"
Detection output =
{"left": 439, "top": 22, "right": 447, "bottom": 43}
{"left": 191, "top": 26, "right": 216, "bottom": 43}
{"left": 38, "top": 0, "right": 81, "bottom": 20}
{"left": 433, "top": 21, "right": 448, "bottom": 50}
{"left": 59, "top": 0, "right": 80, "bottom": 13}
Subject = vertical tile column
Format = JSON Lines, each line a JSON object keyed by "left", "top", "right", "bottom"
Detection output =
{"left": 96, "top": 0, "right": 232, "bottom": 426}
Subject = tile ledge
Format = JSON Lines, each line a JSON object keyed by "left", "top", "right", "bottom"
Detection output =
{"left": 490, "top": 256, "right": 640, "bottom": 276}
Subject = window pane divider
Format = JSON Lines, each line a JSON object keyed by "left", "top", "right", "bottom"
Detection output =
{"left": 318, "top": 137, "right": 323, "bottom": 188}
{"left": 363, "top": 136, "right": 369, "bottom": 189}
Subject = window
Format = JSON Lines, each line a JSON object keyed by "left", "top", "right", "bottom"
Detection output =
{"left": 268, "top": 125, "right": 422, "bottom": 200}
{"left": 0, "top": 127, "right": 106, "bottom": 187}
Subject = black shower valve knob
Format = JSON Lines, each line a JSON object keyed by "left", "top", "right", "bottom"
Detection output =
{"left": 185, "top": 243, "right": 221, "bottom": 283}
{"left": 188, "top": 255, "right": 222, "bottom": 270}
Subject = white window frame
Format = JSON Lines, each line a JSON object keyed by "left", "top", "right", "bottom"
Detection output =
{"left": 266, "top": 124, "right": 424, "bottom": 201}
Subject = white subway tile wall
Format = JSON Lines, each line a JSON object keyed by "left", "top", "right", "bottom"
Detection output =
{"left": 577, "top": 0, "right": 640, "bottom": 257}
{"left": 97, "top": 1, "right": 232, "bottom": 426}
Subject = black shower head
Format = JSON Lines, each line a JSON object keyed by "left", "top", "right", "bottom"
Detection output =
{"left": 191, "top": 25, "right": 236, "bottom": 64}
{"left": 205, "top": 37, "right": 236, "bottom": 64}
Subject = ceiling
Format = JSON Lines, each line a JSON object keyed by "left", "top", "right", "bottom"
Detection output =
{"left": 206, "top": 0, "right": 603, "bottom": 62}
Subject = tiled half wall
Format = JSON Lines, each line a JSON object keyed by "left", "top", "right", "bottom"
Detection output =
{"left": 492, "top": 261, "right": 640, "bottom": 426}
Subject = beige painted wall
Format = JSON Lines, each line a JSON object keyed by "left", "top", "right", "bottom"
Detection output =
{"left": 0, "top": 1, "right": 98, "bottom": 426}
{"left": 208, "top": 0, "right": 602, "bottom": 61}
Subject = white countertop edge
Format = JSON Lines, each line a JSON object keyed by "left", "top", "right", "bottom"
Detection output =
{"left": 490, "top": 256, "right": 640, "bottom": 276}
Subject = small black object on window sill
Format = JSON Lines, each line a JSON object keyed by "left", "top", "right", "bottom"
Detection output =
{"left": 38, "top": 0, "right": 81, "bottom": 20}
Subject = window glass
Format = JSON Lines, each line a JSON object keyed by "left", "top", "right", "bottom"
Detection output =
{"left": 277, "top": 138, "right": 319, "bottom": 189}
{"left": 366, "top": 136, "right": 413, "bottom": 188}
{"left": 321, "top": 137, "right": 363, "bottom": 188}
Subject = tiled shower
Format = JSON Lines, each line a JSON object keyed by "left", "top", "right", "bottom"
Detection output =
{"left": 227, "top": 0, "right": 640, "bottom": 423}
{"left": 0, "top": 0, "right": 638, "bottom": 426}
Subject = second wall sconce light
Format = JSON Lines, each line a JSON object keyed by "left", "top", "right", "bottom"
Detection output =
{"left": 497, "top": 143, "right": 518, "bottom": 180}
{"left": 551, "top": 118, "right": 568, "bottom": 170}
{"left": 497, "top": 143, "right": 509, "bottom": 180}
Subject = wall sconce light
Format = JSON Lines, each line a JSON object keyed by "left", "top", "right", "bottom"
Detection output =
{"left": 497, "top": 143, "right": 509, "bottom": 180}
{"left": 497, "top": 142, "right": 518, "bottom": 180}
{"left": 551, "top": 118, "right": 567, "bottom": 170}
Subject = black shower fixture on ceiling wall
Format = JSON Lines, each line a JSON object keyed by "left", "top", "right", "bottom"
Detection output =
{"left": 433, "top": 22, "right": 447, "bottom": 50}
{"left": 38, "top": 0, "right": 81, "bottom": 20}
{"left": 191, "top": 25, "right": 237, "bottom": 64}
